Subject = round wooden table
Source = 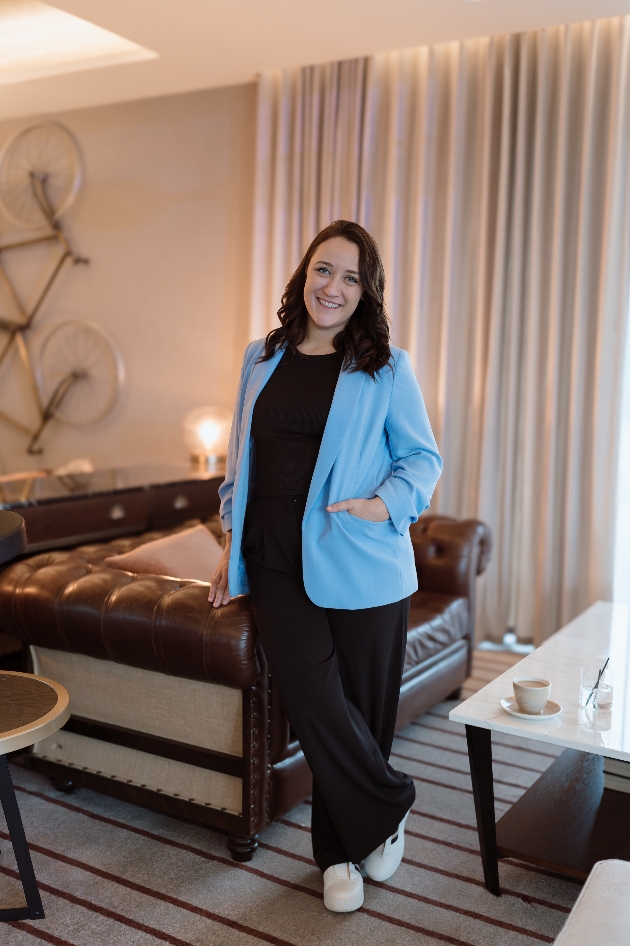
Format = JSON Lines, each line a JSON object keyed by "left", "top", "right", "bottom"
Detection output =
{"left": 0, "top": 509, "right": 70, "bottom": 922}
{"left": 0, "top": 510, "right": 26, "bottom": 566}
{"left": 0, "top": 673, "right": 70, "bottom": 921}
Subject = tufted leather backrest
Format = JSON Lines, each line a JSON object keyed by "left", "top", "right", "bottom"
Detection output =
{"left": 0, "top": 548, "right": 259, "bottom": 689}
{"left": 410, "top": 515, "right": 492, "bottom": 599}
{"left": 410, "top": 514, "right": 491, "bottom": 649}
{"left": 0, "top": 513, "right": 491, "bottom": 690}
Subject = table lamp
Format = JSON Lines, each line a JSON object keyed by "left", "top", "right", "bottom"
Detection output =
{"left": 182, "top": 406, "right": 231, "bottom": 472}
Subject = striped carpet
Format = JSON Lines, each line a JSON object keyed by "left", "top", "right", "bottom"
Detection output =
{"left": 0, "top": 651, "right": 579, "bottom": 946}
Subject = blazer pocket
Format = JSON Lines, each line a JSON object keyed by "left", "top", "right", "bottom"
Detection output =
{"left": 345, "top": 511, "right": 392, "bottom": 527}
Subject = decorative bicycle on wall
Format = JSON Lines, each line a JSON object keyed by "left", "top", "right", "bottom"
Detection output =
{"left": 0, "top": 122, "right": 124, "bottom": 454}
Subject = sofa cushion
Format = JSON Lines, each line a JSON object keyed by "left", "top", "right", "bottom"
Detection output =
{"left": 404, "top": 592, "right": 468, "bottom": 675}
{"left": 104, "top": 524, "right": 223, "bottom": 583}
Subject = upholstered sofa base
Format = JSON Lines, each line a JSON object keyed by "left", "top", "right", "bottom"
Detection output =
{"left": 21, "top": 635, "right": 468, "bottom": 855}
{"left": 23, "top": 636, "right": 468, "bottom": 848}
{"left": 22, "top": 754, "right": 260, "bottom": 860}
{"left": 19, "top": 638, "right": 272, "bottom": 860}
{"left": 31, "top": 646, "right": 244, "bottom": 812}
{"left": 23, "top": 643, "right": 315, "bottom": 860}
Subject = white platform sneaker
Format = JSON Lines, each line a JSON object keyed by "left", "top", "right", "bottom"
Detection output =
{"left": 323, "top": 862, "right": 364, "bottom": 912}
{"left": 362, "top": 810, "right": 410, "bottom": 882}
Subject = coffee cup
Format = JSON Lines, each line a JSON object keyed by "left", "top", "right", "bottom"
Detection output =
{"left": 513, "top": 677, "right": 551, "bottom": 715}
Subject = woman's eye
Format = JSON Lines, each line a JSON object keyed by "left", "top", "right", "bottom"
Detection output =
{"left": 346, "top": 276, "right": 359, "bottom": 284}
{"left": 315, "top": 266, "right": 331, "bottom": 275}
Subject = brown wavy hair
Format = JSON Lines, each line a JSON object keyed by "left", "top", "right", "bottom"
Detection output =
{"left": 259, "top": 220, "right": 391, "bottom": 378}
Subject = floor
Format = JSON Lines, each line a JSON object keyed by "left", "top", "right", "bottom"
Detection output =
{"left": 0, "top": 650, "right": 580, "bottom": 946}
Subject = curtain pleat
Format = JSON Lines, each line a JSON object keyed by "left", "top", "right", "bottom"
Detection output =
{"left": 250, "top": 17, "right": 630, "bottom": 644}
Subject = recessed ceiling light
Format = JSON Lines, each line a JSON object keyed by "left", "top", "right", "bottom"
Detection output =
{"left": 0, "top": 0, "right": 157, "bottom": 87}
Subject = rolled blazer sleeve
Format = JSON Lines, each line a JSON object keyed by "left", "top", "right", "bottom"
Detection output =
{"left": 218, "top": 340, "right": 258, "bottom": 533}
{"left": 375, "top": 350, "right": 443, "bottom": 535}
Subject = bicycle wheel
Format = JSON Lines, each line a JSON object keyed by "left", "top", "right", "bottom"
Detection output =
{"left": 37, "top": 321, "right": 124, "bottom": 426}
{"left": 0, "top": 123, "right": 82, "bottom": 229}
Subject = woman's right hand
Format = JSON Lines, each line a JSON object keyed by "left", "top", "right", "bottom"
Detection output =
{"left": 208, "top": 530, "right": 232, "bottom": 608}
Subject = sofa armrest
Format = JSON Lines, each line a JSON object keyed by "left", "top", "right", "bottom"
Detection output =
{"left": 410, "top": 515, "right": 492, "bottom": 601}
{"left": 553, "top": 859, "right": 630, "bottom": 945}
{"left": 0, "top": 551, "right": 260, "bottom": 689}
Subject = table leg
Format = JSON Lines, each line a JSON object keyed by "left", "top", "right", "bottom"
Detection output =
{"left": 0, "top": 754, "right": 45, "bottom": 921}
{"left": 465, "top": 725, "right": 500, "bottom": 896}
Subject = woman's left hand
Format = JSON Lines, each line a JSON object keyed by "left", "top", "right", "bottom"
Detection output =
{"left": 326, "top": 496, "right": 390, "bottom": 521}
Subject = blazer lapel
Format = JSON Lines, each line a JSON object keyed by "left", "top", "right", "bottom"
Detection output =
{"left": 305, "top": 367, "right": 366, "bottom": 519}
{"left": 240, "top": 345, "right": 284, "bottom": 435}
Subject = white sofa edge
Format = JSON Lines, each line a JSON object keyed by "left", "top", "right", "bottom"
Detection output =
{"left": 553, "top": 859, "right": 630, "bottom": 945}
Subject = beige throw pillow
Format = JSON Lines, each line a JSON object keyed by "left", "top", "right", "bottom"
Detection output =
{"left": 104, "top": 524, "right": 223, "bottom": 583}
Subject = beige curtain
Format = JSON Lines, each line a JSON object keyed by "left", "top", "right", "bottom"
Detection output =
{"left": 250, "top": 17, "right": 630, "bottom": 645}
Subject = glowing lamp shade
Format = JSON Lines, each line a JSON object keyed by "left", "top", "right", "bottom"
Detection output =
{"left": 182, "top": 406, "right": 231, "bottom": 472}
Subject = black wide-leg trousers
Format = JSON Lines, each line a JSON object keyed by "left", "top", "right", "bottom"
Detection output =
{"left": 247, "top": 560, "right": 415, "bottom": 873}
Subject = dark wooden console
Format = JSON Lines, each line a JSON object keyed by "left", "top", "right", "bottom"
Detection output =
{"left": 0, "top": 464, "right": 224, "bottom": 553}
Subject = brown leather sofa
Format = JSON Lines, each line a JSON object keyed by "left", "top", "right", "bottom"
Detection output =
{"left": 0, "top": 513, "right": 490, "bottom": 860}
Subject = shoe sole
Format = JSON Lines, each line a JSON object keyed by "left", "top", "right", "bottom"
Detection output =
{"left": 324, "top": 888, "right": 365, "bottom": 913}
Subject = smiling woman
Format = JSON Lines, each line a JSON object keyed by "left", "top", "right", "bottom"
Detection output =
{"left": 208, "top": 219, "right": 443, "bottom": 915}
{"left": 301, "top": 237, "right": 363, "bottom": 348}
{"left": 260, "top": 219, "right": 391, "bottom": 377}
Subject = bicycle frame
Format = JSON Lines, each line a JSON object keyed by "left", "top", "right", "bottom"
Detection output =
{"left": 0, "top": 173, "right": 89, "bottom": 453}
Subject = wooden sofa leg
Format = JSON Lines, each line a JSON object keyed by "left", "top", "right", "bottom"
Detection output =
{"left": 50, "top": 778, "right": 79, "bottom": 795}
{"left": 227, "top": 834, "right": 259, "bottom": 862}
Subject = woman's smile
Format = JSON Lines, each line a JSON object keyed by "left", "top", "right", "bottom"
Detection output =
{"left": 317, "top": 297, "right": 342, "bottom": 309}
{"left": 303, "top": 235, "right": 363, "bottom": 336}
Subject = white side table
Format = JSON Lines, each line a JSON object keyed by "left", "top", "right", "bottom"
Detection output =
{"left": 450, "top": 602, "right": 630, "bottom": 895}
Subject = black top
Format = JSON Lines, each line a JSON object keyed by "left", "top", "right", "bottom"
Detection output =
{"left": 251, "top": 348, "right": 343, "bottom": 496}
{"left": 243, "top": 348, "right": 343, "bottom": 573}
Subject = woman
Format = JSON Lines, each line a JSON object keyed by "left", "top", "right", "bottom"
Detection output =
{"left": 209, "top": 220, "right": 442, "bottom": 913}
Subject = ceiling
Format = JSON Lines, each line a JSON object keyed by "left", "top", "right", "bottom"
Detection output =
{"left": 1, "top": 0, "right": 629, "bottom": 120}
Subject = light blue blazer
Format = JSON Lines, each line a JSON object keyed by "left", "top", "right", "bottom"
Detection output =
{"left": 219, "top": 339, "right": 442, "bottom": 609}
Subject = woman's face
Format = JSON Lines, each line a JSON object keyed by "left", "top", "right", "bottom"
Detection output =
{"left": 303, "top": 236, "right": 362, "bottom": 333}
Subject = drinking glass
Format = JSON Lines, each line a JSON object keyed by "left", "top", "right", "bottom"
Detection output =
{"left": 580, "top": 665, "right": 614, "bottom": 710}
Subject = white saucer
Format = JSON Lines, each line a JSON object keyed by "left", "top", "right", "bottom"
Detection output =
{"left": 500, "top": 697, "right": 562, "bottom": 720}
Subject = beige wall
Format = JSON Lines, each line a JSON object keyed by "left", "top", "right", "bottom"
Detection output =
{"left": 0, "top": 83, "right": 256, "bottom": 474}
